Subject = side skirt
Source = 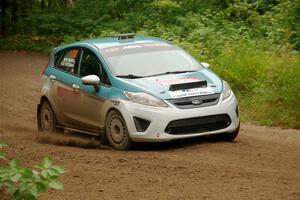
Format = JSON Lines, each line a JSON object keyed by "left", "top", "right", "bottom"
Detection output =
{"left": 57, "top": 126, "right": 102, "bottom": 137}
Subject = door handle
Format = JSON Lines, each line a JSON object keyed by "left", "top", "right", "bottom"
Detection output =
{"left": 49, "top": 75, "right": 56, "bottom": 82}
{"left": 72, "top": 84, "right": 80, "bottom": 91}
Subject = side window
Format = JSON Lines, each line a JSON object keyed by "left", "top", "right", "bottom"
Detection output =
{"left": 79, "top": 49, "right": 111, "bottom": 86}
{"left": 54, "top": 49, "right": 80, "bottom": 74}
{"left": 79, "top": 50, "right": 101, "bottom": 77}
{"left": 101, "top": 68, "right": 111, "bottom": 86}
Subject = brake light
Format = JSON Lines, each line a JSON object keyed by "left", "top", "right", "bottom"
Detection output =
{"left": 42, "top": 57, "right": 50, "bottom": 75}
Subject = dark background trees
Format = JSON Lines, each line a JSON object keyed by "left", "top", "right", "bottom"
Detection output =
{"left": 0, "top": 0, "right": 299, "bottom": 50}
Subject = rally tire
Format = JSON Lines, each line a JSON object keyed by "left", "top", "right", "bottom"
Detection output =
{"left": 39, "top": 101, "right": 57, "bottom": 133}
{"left": 105, "top": 110, "right": 132, "bottom": 150}
{"left": 100, "top": 130, "right": 108, "bottom": 145}
{"left": 219, "top": 124, "right": 240, "bottom": 141}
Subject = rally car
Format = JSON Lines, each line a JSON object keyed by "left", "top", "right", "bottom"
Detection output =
{"left": 37, "top": 34, "right": 240, "bottom": 150}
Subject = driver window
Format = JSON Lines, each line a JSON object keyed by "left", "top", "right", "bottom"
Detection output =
{"left": 79, "top": 49, "right": 111, "bottom": 86}
{"left": 79, "top": 50, "right": 101, "bottom": 77}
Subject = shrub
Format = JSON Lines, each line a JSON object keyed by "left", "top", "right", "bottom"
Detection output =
{"left": 0, "top": 142, "right": 64, "bottom": 200}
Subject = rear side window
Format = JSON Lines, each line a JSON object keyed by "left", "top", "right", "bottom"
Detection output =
{"left": 54, "top": 49, "right": 80, "bottom": 74}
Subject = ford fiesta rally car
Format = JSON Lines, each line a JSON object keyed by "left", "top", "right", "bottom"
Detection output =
{"left": 37, "top": 34, "right": 240, "bottom": 150}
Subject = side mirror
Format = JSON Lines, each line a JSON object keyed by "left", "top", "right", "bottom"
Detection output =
{"left": 201, "top": 62, "right": 210, "bottom": 68}
{"left": 81, "top": 75, "right": 100, "bottom": 91}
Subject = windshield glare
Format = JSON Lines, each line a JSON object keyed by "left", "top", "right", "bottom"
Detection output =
{"left": 105, "top": 49, "right": 203, "bottom": 77}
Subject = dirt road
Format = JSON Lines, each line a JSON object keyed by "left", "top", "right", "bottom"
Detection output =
{"left": 0, "top": 50, "right": 299, "bottom": 200}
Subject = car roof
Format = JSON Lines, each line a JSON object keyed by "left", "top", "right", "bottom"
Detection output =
{"left": 72, "top": 36, "right": 167, "bottom": 50}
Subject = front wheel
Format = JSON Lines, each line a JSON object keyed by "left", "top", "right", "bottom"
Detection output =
{"left": 219, "top": 124, "right": 240, "bottom": 141}
{"left": 39, "top": 101, "right": 57, "bottom": 133}
{"left": 105, "top": 110, "right": 132, "bottom": 150}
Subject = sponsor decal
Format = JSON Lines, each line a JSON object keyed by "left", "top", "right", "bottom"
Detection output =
{"left": 103, "top": 42, "right": 172, "bottom": 54}
{"left": 104, "top": 47, "right": 120, "bottom": 53}
{"left": 57, "top": 86, "right": 80, "bottom": 98}
{"left": 144, "top": 42, "right": 171, "bottom": 47}
{"left": 169, "top": 87, "right": 214, "bottom": 98}
{"left": 60, "top": 57, "right": 75, "bottom": 68}
{"left": 158, "top": 77, "right": 200, "bottom": 87}
{"left": 122, "top": 45, "right": 142, "bottom": 50}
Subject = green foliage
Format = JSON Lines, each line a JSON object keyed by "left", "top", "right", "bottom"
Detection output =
{"left": 0, "top": 142, "right": 64, "bottom": 200}
{"left": 0, "top": 36, "right": 54, "bottom": 54}
{"left": 209, "top": 41, "right": 300, "bottom": 127}
{"left": 0, "top": 142, "right": 8, "bottom": 160}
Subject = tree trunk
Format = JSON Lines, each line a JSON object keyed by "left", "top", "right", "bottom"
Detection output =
{"left": 0, "top": 0, "right": 7, "bottom": 36}
{"left": 41, "top": 0, "right": 45, "bottom": 9}
{"left": 11, "top": 0, "right": 18, "bottom": 34}
{"left": 66, "top": 0, "right": 74, "bottom": 7}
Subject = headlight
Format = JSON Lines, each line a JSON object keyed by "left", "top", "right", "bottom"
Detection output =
{"left": 124, "top": 91, "right": 168, "bottom": 107}
{"left": 222, "top": 80, "right": 232, "bottom": 100}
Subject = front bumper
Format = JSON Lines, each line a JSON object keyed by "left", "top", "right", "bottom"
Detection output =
{"left": 117, "top": 92, "right": 239, "bottom": 142}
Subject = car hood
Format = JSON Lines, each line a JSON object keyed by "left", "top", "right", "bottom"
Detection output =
{"left": 116, "top": 70, "right": 223, "bottom": 100}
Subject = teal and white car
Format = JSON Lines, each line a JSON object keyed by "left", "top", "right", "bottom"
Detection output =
{"left": 37, "top": 34, "right": 240, "bottom": 150}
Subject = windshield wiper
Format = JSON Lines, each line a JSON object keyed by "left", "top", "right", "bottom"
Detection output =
{"left": 116, "top": 70, "right": 197, "bottom": 79}
{"left": 147, "top": 70, "right": 197, "bottom": 77}
{"left": 116, "top": 74, "right": 145, "bottom": 79}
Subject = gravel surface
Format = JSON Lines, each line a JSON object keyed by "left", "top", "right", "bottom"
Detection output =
{"left": 0, "top": 50, "right": 299, "bottom": 200}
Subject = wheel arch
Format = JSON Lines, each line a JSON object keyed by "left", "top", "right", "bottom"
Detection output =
{"left": 40, "top": 95, "right": 50, "bottom": 104}
{"left": 104, "top": 106, "right": 130, "bottom": 131}
{"left": 105, "top": 107, "right": 122, "bottom": 121}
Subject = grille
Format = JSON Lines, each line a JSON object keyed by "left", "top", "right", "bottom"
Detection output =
{"left": 167, "top": 94, "right": 220, "bottom": 109}
{"left": 165, "top": 114, "right": 231, "bottom": 135}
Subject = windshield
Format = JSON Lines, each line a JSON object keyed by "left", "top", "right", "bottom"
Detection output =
{"left": 101, "top": 43, "right": 203, "bottom": 77}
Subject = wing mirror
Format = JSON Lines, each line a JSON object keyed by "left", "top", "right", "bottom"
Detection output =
{"left": 201, "top": 62, "right": 210, "bottom": 68}
{"left": 81, "top": 75, "right": 100, "bottom": 91}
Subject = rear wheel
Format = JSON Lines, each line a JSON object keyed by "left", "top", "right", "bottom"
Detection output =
{"left": 39, "top": 101, "right": 57, "bottom": 133}
{"left": 105, "top": 110, "right": 132, "bottom": 150}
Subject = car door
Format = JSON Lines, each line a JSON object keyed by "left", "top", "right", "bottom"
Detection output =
{"left": 50, "top": 48, "right": 82, "bottom": 126}
{"left": 72, "top": 48, "right": 113, "bottom": 132}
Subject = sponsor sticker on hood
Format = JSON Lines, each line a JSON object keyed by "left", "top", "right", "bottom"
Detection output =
{"left": 157, "top": 77, "right": 215, "bottom": 98}
{"left": 169, "top": 87, "right": 214, "bottom": 98}
{"left": 116, "top": 72, "right": 222, "bottom": 100}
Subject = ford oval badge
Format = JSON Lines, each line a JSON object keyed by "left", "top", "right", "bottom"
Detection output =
{"left": 191, "top": 99, "right": 203, "bottom": 105}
